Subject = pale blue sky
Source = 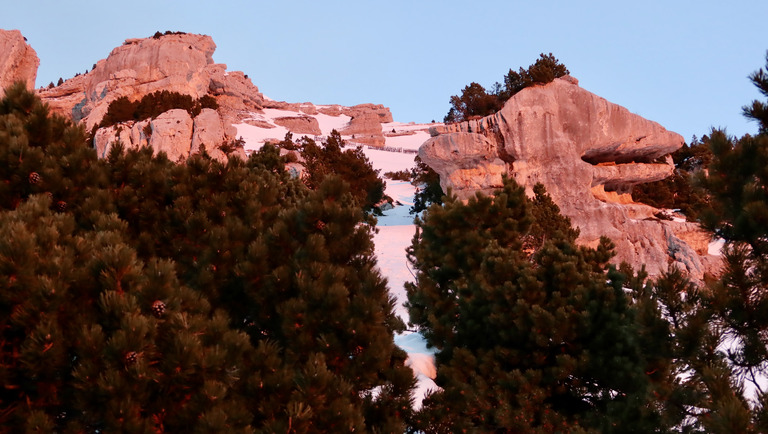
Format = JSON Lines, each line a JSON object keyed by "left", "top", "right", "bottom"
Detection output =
{"left": 3, "top": 0, "right": 767, "bottom": 141}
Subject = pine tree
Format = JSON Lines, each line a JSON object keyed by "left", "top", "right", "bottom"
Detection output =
{"left": 406, "top": 178, "right": 662, "bottom": 432}
{"left": 0, "top": 84, "right": 414, "bottom": 431}
{"left": 743, "top": 51, "right": 768, "bottom": 135}
{"left": 444, "top": 53, "right": 569, "bottom": 123}
{"left": 294, "top": 130, "right": 385, "bottom": 212}
{"left": 0, "top": 197, "right": 254, "bottom": 432}
{"left": 410, "top": 155, "right": 443, "bottom": 213}
{"left": 668, "top": 50, "right": 768, "bottom": 432}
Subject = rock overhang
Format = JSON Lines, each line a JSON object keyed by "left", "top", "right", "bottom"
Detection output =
{"left": 419, "top": 76, "right": 715, "bottom": 279}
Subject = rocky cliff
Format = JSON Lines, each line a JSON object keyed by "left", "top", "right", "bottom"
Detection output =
{"left": 0, "top": 29, "right": 39, "bottom": 92}
{"left": 420, "top": 76, "right": 719, "bottom": 279}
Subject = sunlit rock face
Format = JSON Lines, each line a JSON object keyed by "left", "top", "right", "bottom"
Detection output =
{"left": 36, "top": 33, "right": 255, "bottom": 161}
{"left": 420, "top": 76, "right": 719, "bottom": 279}
{"left": 38, "top": 33, "right": 264, "bottom": 129}
{"left": 0, "top": 29, "right": 39, "bottom": 93}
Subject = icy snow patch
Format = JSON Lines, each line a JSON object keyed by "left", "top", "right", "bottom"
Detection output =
{"left": 708, "top": 238, "right": 725, "bottom": 256}
{"left": 363, "top": 148, "right": 417, "bottom": 176}
{"left": 235, "top": 122, "right": 291, "bottom": 150}
{"left": 315, "top": 112, "right": 352, "bottom": 135}
{"left": 384, "top": 130, "right": 432, "bottom": 151}
{"left": 395, "top": 332, "right": 439, "bottom": 410}
{"left": 365, "top": 146, "right": 437, "bottom": 409}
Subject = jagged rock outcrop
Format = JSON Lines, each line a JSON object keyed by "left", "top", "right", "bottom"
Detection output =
{"left": 420, "top": 76, "right": 719, "bottom": 279}
{"left": 0, "top": 29, "right": 39, "bottom": 92}
{"left": 26, "top": 29, "right": 395, "bottom": 155}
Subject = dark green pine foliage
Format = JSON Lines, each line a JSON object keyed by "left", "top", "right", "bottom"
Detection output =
{"left": 410, "top": 155, "right": 443, "bottom": 214}
{"left": 0, "top": 199, "right": 255, "bottom": 432}
{"left": 743, "top": 51, "right": 768, "bottom": 135}
{"left": 444, "top": 53, "right": 569, "bottom": 123}
{"left": 232, "top": 176, "right": 413, "bottom": 432}
{"left": 671, "top": 52, "right": 768, "bottom": 432}
{"left": 0, "top": 84, "right": 413, "bottom": 432}
{"left": 0, "top": 82, "right": 107, "bottom": 213}
{"left": 406, "top": 177, "right": 660, "bottom": 433}
{"left": 628, "top": 268, "right": 720, "bottom": 432}
{"left": 293, "top": 130, "right": 386, "bottom": 212}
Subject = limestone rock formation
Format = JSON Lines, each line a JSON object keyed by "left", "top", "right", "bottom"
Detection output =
{"left": 149, "top": 109, "right": 194, "bottom": 162}
{"left": 192, "top": 108, "right": 225, "bottom": 152}
{"left": 273, "top": 115, "right": 321, "bottom": 136}
{"left": 0, "top": 29, "right": 39, "bottom": 92}
{"left": 341, "top": 111, "right": 385, "bottom": 146}
{"left": 33, "top": 32, "right": 258, "bottom": 162}
{"left": 262, "top": 100, "right": 319, "bottom": 115}
{"left": 93, "top": 108, "right": 244, "bottom": 162}
{"left": 93, "top": 124, "right": 134, "bottom": 158}
{"left": 344, "top": 103, "right": 393, "bottom": 123}
{"left": 420, "top": 76, "right": 718, "bottom": 279}
{"left": 37, "top": 33, "right": 265, "bottom": 131}
{"left": 259, "top": 100, "right": 392, "bottom": 145}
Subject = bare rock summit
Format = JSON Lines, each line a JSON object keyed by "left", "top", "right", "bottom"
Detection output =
{"left": 35, "top": 32, "right": 258, "bottom": 161}
{"left": 420, "top": 76, "right": 719, "bottom": 279}
{"left": 38, "top": 33, "right": 263, "bottom": 130}
{"left": 0, "top": 29, "right": 39, "bottom": 93}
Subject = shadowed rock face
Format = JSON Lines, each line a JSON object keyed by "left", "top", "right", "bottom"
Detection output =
{"left": 420, "top": 76, "right": 720, "bottom": 279}
{"left": 0, "top": 29, "right": 39, "bottom": 92}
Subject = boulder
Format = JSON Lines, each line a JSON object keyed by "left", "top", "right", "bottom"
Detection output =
{"left": 261, "top": 99, "right": 318, "bottom": 115}
{"left": 130, "top": 120, "right": 151, "bottom": 150}
{"left": 191, "top": 108, "right": 226, "bottom": 154}
{"left": 420, "top": 76, "right": 719, "bottom": 279}
{"left": 315, "top": 103, "right": 393, "bottom": 125}
{"left": 93, "top": 123, "right": 135, "bottom": 158}
{"left": 0, "top": 29, "right": 39, "bottom": 93}
{"left": 273, "top": 115, "right": 321, "bottom": 136}
{"left": 317, "top": 105, "right": 343, "bottom": 117}
{"left": 341, "top": 111, "right": 385, "bottom": 146}
{"left": 192, "top": 108, "right": 245, "bottom": 160}
{"left": 149, "top": 109, "right": 193, "bottom": 162}
{"left": 92, "top": 108, "right": 239, "bottom": 162}
{"left": 344, "top": 103, "right": 393, "bottom": 123}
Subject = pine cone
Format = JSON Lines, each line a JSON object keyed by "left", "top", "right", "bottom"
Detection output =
{"left": 28, "top": 172, "right": 41, "bottom": 184}
{"left": 124, "top": 351, "right": 139, "bottom": 365}
{"left": 151, "top": 300, "right": 166, "bottom": 318}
